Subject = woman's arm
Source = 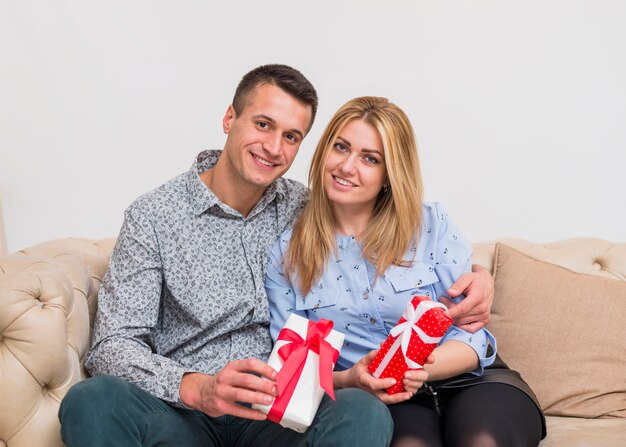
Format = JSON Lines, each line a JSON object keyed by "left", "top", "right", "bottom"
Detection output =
{"left": 427, "top": 203, "right": 497, "bottom": 372}
{"left": 423, "top": 340, "right": 479, "bottom": 381}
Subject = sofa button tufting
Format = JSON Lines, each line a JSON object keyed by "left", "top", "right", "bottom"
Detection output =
{"left": 593, "top": 262, "right": 602, "bottom": 271}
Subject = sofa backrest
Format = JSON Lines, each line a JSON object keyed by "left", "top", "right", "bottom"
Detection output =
{"left": 473, "top": 237, "right": 625, "bottom": 281}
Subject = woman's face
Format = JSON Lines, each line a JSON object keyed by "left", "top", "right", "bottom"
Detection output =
{"left": 323, "top": 118, "right": 387, "bottom": 214}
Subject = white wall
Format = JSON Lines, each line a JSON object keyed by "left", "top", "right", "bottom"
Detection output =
{"left": 1, "top": 0, "right": 625, "bottom": 252}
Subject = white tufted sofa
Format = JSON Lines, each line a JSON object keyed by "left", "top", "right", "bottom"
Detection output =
{"left": 1, "top": 237, "right": 625, "bottom": 446}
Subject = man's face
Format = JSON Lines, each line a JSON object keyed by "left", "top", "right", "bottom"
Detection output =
{"left": 222, "top": 83, "right": 313, "bottom": 191}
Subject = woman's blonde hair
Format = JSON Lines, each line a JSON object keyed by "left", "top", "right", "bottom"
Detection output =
{"left": 284, "top": 96, "right": 424, "bottom": 295}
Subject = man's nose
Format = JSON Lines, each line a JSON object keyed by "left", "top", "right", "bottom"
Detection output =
{"left": 263, "top": 132, "right": 283, "bottom": 157}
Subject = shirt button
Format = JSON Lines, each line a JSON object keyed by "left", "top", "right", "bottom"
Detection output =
{"left": 362, "top": 291, "right": 369, "bottom": 300}
{"left": 369, "top": 317, "right": 377, "bottom": 325}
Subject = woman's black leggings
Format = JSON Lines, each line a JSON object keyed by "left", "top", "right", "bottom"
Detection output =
{"left": 388, "top": 382, "right": 544, "bottom": 447}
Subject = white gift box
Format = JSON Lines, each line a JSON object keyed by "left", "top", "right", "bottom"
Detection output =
{"left": 253, "top": 313, "right": 344, "bottom": 433}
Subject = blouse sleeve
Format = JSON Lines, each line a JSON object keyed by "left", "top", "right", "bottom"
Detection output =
{"left": 429, "top": 202, "right": 496, "bottom": 373}
{"left": 429, "top": 202, "right": 473, "bottom": 301}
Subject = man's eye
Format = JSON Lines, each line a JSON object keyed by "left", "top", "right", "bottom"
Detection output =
{"left": 286, "top": 133, "right": 298, "bottom": 143}
{"left": 257, "top": 121, "right": 269, "bottom": 129}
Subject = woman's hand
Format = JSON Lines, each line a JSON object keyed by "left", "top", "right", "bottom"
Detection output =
{"left": 334, "top": 350, "right": 430, "bottom": 404}
{"left": 401, "top": 354, "right": 432, "bottom": 394}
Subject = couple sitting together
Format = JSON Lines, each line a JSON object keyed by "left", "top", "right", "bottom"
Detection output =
{"left": 59, "top": 64, "right": 545, "bottom": 446}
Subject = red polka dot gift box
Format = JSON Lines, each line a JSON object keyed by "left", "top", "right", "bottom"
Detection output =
{"left": 368, "top": 296, "right": 453, "bottom": 394}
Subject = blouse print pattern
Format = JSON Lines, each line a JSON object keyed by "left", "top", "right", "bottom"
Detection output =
{"left": 265, "top": 202, "right": 496, "bottom": 372}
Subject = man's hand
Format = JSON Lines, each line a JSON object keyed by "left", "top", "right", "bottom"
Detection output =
{"left": 179, "top": 358, "right": 278, "bottom": 420}
{"left": 440, "top": 264, "right": 494, "bottom": 333}
{"left": 334, "top": 350, "right": 430, "bottom": 405}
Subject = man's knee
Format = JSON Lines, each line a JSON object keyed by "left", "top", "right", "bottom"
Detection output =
{"left": 59, "top": 376, "right": 147, "bottom": 446}
{"left": 60, "top": 375, "right": 132, "bottom": 418}
{"left": 317, "top": 388, "right": 393, "bottom": 444}
{"left": 335, "top": 388, "right": 392, "bottom": 424}
{"left": 59, "top": 375, "right": 137, "bottom": 435}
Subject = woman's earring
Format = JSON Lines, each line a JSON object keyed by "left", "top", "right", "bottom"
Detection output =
{"left": 383, "top": 185, "right": 389, "bottom": 193}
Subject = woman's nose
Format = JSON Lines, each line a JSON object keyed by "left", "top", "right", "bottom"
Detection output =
{"left": 338, "top": 155, "right": 357, "bottom": 175}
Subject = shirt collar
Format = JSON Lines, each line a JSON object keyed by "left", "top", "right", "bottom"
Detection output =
{"left": 187, "top": 150, "right": 285, "bottom": 216}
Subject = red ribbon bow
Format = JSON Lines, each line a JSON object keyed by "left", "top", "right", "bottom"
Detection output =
{"left": 267, "top": 318, "right": 339, "bottom": 424}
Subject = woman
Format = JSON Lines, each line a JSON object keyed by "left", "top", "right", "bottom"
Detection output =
{"left": 265, "top": 97, "right": 545, "bottom": 446}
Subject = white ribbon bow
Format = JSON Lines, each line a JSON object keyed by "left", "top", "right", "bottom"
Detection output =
{"left": 390, "top": 300, "right": 448, "bottom": 368}
{"left": 373, "top": 300, "right": 448, "bottom": 377}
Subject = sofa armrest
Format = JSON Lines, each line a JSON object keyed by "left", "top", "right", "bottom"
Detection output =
{"left": 0, "top": 238, "right": 114, "bottom": 446}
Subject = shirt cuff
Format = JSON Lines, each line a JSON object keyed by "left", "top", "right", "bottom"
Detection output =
{"left": 158, "top": 364, "right": 200, "bottom": 409}
{"left": 441, "top": 327, "right": 497, "bottom": 375}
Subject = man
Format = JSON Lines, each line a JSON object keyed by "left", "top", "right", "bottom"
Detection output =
{"left": 59, "top": 64, "right": 493, "bottom": 446}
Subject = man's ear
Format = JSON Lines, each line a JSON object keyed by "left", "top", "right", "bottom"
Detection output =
{"left": 223, "top": 105, "right": 236, "bottom": 134}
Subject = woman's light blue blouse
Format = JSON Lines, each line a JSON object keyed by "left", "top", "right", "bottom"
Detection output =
{"left": 265, "top": 202, "right": 496, "bottom": 373}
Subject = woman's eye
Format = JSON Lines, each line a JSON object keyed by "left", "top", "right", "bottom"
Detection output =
{"left": 333, "top": 143, "right": 347, "bottom": 152}
{"left": 364, "top": 156, "right": 379, "bottom": 164}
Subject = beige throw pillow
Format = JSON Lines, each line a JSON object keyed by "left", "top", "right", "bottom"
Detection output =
{"left": 488, "top": 243, "right": 626, "bottom": 418}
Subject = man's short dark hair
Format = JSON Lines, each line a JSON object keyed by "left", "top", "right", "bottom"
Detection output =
{"left": 232, "top": 64, "right": 318, "bottom": 132}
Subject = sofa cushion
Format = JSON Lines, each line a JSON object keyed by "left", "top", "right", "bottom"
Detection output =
{"left": 488, "top": 243, "right": 626, "bottom": 418}
{"left": 542, "top": 415, "right": 626, "bottom": 447}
